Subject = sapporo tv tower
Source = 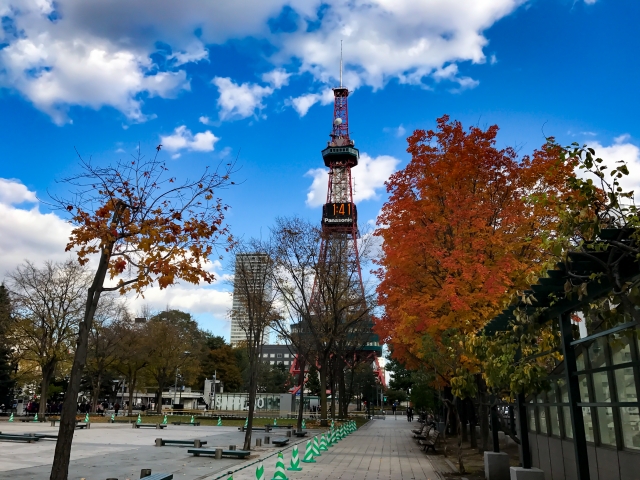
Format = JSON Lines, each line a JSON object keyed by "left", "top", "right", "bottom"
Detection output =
{"left": 311, "top": 45, "right": 384, "bottom": 378}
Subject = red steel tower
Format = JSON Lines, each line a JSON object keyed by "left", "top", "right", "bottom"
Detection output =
{"left": 313, "top": 80, "right": 383, "bottom": 374}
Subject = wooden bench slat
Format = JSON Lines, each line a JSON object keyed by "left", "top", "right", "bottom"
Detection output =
{"left": 141, "top": 473, "right": 173, "bottom": 480}
{"left": 187, "top": 448, "right": 250, "bottom": 458}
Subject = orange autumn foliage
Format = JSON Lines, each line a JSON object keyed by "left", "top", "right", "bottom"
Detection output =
{"left": 374, "top": 116, "right": 573, "bottom": 369}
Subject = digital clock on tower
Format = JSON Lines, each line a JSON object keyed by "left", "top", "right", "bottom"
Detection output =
{"left": 322, "top": 202, "right": 356, "bottom": 226}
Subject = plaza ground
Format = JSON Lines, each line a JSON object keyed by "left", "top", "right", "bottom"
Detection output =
{"left": 0, "top": 417, "right": 440, "bottom": 480}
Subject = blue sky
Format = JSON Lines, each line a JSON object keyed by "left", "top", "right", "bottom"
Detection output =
{"left": 1, "top": 0, "right": 639, "bottom": 339}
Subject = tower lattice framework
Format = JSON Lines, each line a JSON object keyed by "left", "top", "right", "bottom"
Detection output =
{"left": 307, "top": 85, "right": 383, "bottom": 384}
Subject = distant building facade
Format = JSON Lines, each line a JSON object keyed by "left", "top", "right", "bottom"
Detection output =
{"left": 260, "top": 344, "right": 296, "bottom": 368}
{"left": 230, "top": 253, "right": 271, "bottom": 346}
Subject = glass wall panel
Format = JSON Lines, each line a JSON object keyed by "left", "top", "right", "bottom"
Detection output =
{"left": 583, "top": 407, "right": 595, "bottom": 442}
{"left": 549, "top": 406, "right": 561, "bottom": 437}
{"left": 596, "top": 407, "right": 616, "bottom": 446}
{"left": 563, "top": 406, "right": 573, "bottom": 439}
{"left": 559, "top": 379, "right": 569, "bottom": 403}
{"left": 547, "top": 385, "right": 557, "bottom": 404}
{"left": 610, "top": 330, "right": 634, "bottom": 365}
{"left": 539, "top": 407, "right": 548, "bottom": 434}
{"left": 576, "top": 353, "right": 586, "bottom": 372}
{"left": 592, "top": 371, "right": 611, "bottom": 402}
{"left": 620, "top": 406, "right": 640, "bottom": 450}
{"left": 528, "top": 406, "right": 537, "bottom": 432}
{"left": 614, "top": 367, "right": 637, "bottom": 403}
{"left": 588, "top": 337, "right": 607, "bottom": 369}
{"left": 578, "top": 374, "right": 590, "bottom": 402}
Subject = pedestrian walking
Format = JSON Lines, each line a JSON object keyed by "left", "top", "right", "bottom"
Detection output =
{"left": 406, "top": 406, "right": 413, "bottom": 422}
{"left": 392, "top": 402, "right": 397, "bottom": 418}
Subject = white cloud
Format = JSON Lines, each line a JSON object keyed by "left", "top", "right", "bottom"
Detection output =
{"left": 160, "top": 125, "right": 219, "bottom": 153}
{"left": 0, "top": 177, "right": 232, "bottom": 331}
{"left": 583, "top": 0, "right": 597, "bottom": 4}
{"left": 305, "top": 153, "right": 400, "bottom": 207}
{"left": 212, "top": 77, "right": 274, "bottom": 121}
{"left": 0, "top": 0, "right": 527, "bottom": 122}
{"left": 199, "top": 116, "right": 211, "bottom": 125}
{"left": 289, "top": 88, "right": 334, "bottom": 117}
{"left": 383, "top": 125, "right": 407, "bottom": 138}
{"left": 0, "top": 179, "right": 72, "bottom": 279}
{"left": 262, "top": 68, "right": 291, "bottom": 89}
{"left": 585, "top": 135, "right": 640, "bottom": 197}
{"left": 0, "top": 178, "right": 38, "bottom": 205}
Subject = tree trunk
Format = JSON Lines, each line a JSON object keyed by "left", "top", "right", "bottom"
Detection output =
{"left": 319, "top": 360, "right": 328, "bottom": 421}
{"left": 133, "top": 376, "right": 142, "bottom": 415}
{"left": 296, "top": 357, "right": 306, "bottom": 431}
{"left": 459, "top": 396, "right": 468, "bottom": 443}
{"left": 39, "top": 360, "right": 56, "bottom": 416}
{"left": 455, "top": 399, "right": 465, "bottom": 474}
{"left": 329, "top": 362, "right": 336, "bottom": 420}
{"left": 154, "top": 380, "right": 164, "bottom": 415}
{"left": 468, "top": 398, "right": 478, "bottom": 449}
{"left": 243, "top": 358, "right": 259, "bottom": 450}
{"left": 91, "top": 373, "right": 101, "bottom": 413}
{"left": 50, "top": 242, "right": 112, "bottom": 480}
{"left": 338, "top": 360, "right": 347, "bottom": 418}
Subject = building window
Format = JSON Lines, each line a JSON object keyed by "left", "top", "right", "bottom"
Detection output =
{"left": 276, "top": 353, "right": 283, "bottom": 358}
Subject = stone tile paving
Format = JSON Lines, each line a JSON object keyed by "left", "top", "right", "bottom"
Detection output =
{"left": 218, "top": 418, "right": 440, "bottom": 480}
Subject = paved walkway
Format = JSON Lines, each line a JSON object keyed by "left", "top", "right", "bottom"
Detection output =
{"left": 225, "top": 418, "right": 439, "bottom": 480}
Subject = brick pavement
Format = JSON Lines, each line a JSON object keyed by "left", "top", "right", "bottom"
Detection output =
{"left": 223, "top": 418, "right": 439, "bottom": 480}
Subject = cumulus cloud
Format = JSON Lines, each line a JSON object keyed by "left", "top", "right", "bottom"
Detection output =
{"left": 584, "top": 135, "right": 640, "bottom": 196}
{"left": 383, "top": 125, "right": 407, "bottom": 138}
{"left": 0, "top": 0, "right": 526, "bottom": 122}
{"left": 306, "top": 153, "right": 400, "bottom": 207}
{"left": 262, "top": 68, "right": 291, "bottom": 89}
{"left": 0, "top": 177, "right": 233, "bottom": 331}
{"left": 289, "top": 88, "right": 334, "bottom": 117}
{"left": 0, "top": 179, "right": 72, "bottom": 279}
{"left": 212, "top": 77, "right": 275, "bottom": 121}
{"left": 199, "top": 116, "right": 211, "bottom": 125}
{"left": 160, "top": 126, "right": 219, "bottom": 154}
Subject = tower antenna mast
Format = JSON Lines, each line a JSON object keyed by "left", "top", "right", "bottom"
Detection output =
{"left": 340, "top": 40, "right": 343, "bottom": 88}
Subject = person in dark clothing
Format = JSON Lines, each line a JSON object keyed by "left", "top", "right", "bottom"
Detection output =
{"left": 406, "top": 406, "right": 414, "bottom": 422}
{"left": 114, "top": 402, "right": 120, "bottom": 416}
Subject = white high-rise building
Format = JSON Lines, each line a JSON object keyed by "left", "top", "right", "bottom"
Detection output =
{"left": 230, "top": 253, "right": 271, "bottom": 347}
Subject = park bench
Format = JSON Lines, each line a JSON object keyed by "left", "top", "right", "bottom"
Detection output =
{"left": 188, "top": 448, "right": 250, "bottom": 459}
{"left": 171, "top": 421, "right": 200, "bottom": 426}
{"left": 134, "top": 423, "right": 166, "bottom": 429}
{"left": 75, "top": 422, "right": 89, "bottom": 429}
{"left": 23, "top": 433, "right": 58, "bottom": 440}
{"left": 266, "top": 424, "right": 293, "bottom": 429}
{"left": 272, "top": 437, "right": 289, "bottom": 447}
{"left": 0, "top": 434, "right": 40, "bottom": 443}
{"left": 419, "top": 429, "right": 440, "bottom": 453}
{"left": 140, "top": 473, "right": 173, "bottom": 480}
{"left": 294, "top": 431, "right": 308, "bottom": 437}
{"left": 238, "top": 426, "right": 266, "bottom": 432}
{"left": 155, "top": 438, "right": 207, "bottom": 447}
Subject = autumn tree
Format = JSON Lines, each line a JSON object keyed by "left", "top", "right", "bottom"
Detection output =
{"left": 112, "top": 319, "right": 150, "bottom": 415}
{"left": 198, "top": 335, "right": 243, "bottom": 393}
{"left": 144, "top": 310, "right": 203, "bottom": 412}
{"left": 49, "top": 150, "right": 235, "bottom": 480}
{"left": 0, "top": 285, "right": 15, "bottom": 408}
{"left": 375, "top": 116, "right": 573, "bottom": 371}
{"left": 6, "top": 260, "right": 89, "bottom": 416}
{"left": 269, "top": 216, "right": 320, "bottom": 430}
{"left": 230, "top": 241, "right": 279, "bottom": 450}
{"left": 82, "top": 297, "right": 126, "bottom": 412}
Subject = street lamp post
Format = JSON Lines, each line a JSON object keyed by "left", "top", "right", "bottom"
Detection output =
{"left": 173, "top": 368, "right": 180, "bottom": 406}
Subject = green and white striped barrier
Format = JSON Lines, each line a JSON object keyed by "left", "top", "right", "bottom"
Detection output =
{"left": 287, "top": 445, "right": 302, "bottom": 471}
{"left": 270, "top": 451, "right": 288, "bottom": 480}
{"left": 256, "top": 462, "right": 265, "bottom": 480}
{"left": 301, "top": 440, "right": 316, "bottom": 463}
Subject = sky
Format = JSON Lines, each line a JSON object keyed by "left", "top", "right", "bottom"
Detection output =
{"left": 1, "top": 0, "right": 639, "bottom": 341}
